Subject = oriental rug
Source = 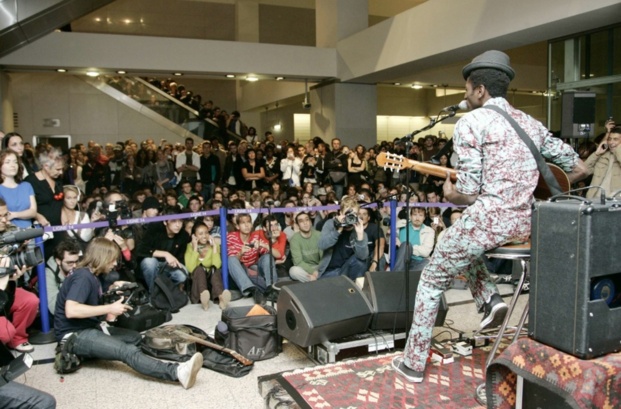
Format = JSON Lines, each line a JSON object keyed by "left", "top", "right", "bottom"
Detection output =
{"left": 259, "top": 349, "right": 489, "bottom": 409}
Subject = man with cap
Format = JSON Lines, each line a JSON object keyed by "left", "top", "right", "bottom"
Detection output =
{"left": 392, "top": 50, "right": 588, "bottom": 383}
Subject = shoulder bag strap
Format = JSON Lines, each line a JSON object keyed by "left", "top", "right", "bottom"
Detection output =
{"left": 481, "top": 105, "right": 563, "bottom": 196}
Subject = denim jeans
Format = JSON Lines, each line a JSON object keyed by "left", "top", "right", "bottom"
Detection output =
{"left": 140, "top": 258, "right": 187, "bottom": 293}
{"left": 0, "top": 382, "right": 56, "bottom": 409}
{"left": 320, "top": 254, "right": 367, "bottom": 280}
{"left": 70, "top": 327, "right": 178, "bottom": 381}
{"left": 393, "top": 244, "right": 430, "bottom": 272}
{"left": 227, "top": 254, "right": 278, "bottom": 295}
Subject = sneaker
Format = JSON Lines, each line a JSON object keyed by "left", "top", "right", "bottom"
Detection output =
{"left": 14, "top": 342, "right": 34, "bottom": 353}
{"left": 219, "top": 290, "right": 231, "bottom": 310}
{"left": 514, "top": 278, "right": 530, "bottom": 294}
{"left": 265, "top": 286, "right": 279, "bottom": 303}
{"left": 494, "top": 274, "right": 514, "bottom": 285}
{"left": 199, "top": 290, "right": 210, "bottom": 311}
{"left": 177, "top": 352, "right": 203, "bottom": 389}
{"left": 479, "top": 293, "right": 508, "bottom": 331}
{"left": 251, "top": 287, "right": 265, "bottom": 305}
{"left": 391, "top": 356, "right": 423, "bottom": 383}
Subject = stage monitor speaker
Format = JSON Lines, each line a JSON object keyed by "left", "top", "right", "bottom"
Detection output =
{"left": 561, "top": 91, "right": 596, "bottom": 138}
{"left": 362, "top": 270, "right": 448, "bottom": 331}
{"left": 277, "top": 276, "right": 373, "bottom": 347}
{"left": 530, "top": 200, "right": 621, "bottom": 359}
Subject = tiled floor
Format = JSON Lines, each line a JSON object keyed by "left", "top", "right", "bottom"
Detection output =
{"left": 13, "top": 281, "right": 525, "bottom": 409}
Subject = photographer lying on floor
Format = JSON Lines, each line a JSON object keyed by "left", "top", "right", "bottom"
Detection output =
{"left": 53, "top": 237, "right": 203, "bottom": 389}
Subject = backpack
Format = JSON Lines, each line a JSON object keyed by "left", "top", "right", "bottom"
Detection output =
{"left": 150, "top": 265, "right": 189, "bottom": 313}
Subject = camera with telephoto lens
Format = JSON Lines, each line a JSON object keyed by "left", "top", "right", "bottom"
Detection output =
{"left": 102, "top": 282, "right": 142, "bottom": 305}
{"left": 335, "top": 209, "right": 359, "bottom": 227}
{"left": 0, "top": 232, "right": 44, "bottom": 273}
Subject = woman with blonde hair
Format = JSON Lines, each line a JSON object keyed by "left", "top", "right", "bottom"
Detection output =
{"left": 61, "top": 185, "right": 94, "bottom": 244}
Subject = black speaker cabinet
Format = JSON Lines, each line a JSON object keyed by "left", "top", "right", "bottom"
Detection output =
{"left": 277, "top": 276, "right": 373, "bottom": 347}
{"left": 362, "top": 270, "right": 448, "bottom": 331}
{"left": 561, "top": 91, "right": 596, "bottom": 138}
{"left": 530, "top": 200, "right": 621, "bottom": 359}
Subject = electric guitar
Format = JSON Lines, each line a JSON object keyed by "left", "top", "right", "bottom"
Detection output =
{"left": 376, "top": 152, "right": 570, "bottom": 200}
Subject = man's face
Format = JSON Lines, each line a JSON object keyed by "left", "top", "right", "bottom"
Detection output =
{"left": 202, "top": 143, "right": 212, "bottom": 155}
{"left": 332, "top": 139, "right": 341, "bottom": 151}
{"left": 264, "top": 220, "right": 281, "bottom": 239}
{"left": 182, "top": 183, "right": 192, "bottom": 193}
{"left": 410, "top": 209, "right": 426, "bottom": 227}
{"left": 464, "top": 79, "right": 484, "bottom": 110}
{"left": 358, "top": 209, "right": 371, "bottom": 227}
{"left": 236, "top": 216, "right": 253, "bottom": 234}
{"left": 165, "top": 218, "right": 183, "bottom": 235}
{"left": 297, "top": 214, "right": 313, "bottom": 234}
{"left": 426, "top": 192, "right": 439, "bottom": 203}
{"left": 144, "top": 208, "right": 159, "bottom": 218}
{"left": 608, "top": 132, "right": 621, "bottom": 151}
{"left": 56, "top": 252, "right": 80, "bottom": 275}
{"left": 185, "top": 139, "right": 193, "bottom": 151}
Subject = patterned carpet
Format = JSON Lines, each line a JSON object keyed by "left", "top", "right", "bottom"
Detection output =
{"left": 258, "top": 349, "right": 489, "bottom": 408}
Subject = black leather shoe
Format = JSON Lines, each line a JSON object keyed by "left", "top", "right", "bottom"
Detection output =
{"left": 479, "top": 293, "right": 508, "bottom": 331}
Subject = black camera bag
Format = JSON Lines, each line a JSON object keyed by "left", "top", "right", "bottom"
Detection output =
{"left": 114, "top": 303, "right": 171, "bottom": 332}
{"left": 215, "top": 304, "right": 281, "bottom": 361}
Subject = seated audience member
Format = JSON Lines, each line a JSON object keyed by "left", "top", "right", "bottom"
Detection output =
{"left": 177, "top": 180, "right": 196, "bottom": 208}
{"left": 0, "top": 263, "right": 56, "bottom": 408}
{"left": 584, "top": 124, "right": 621, "bottom": 199}
{"left": 289, "top": 212, "right": 322, "bottom": 282}
{"left": 204, "top": 215, "right": 221, "bottom": 246}
{"left": 256, "top": 215, "right": 288, "bottom": 281}
{"left": 393, "top": 207, "right": 435, "bottom": 272}
{"left": 54, "top": 237, "right": 203, "bottom": 389}
{"left": 318, "top": 197, "right": 368, "bottom": 280}
{"left": 135, "top": 206, "right": 190, "bottom": 293}
{"left": 358, "top": 207, "right": 386, "bottom": 272}
{"left": 226, "top": 213, "right": 276, "bottom": 300}
{"left": 44, "top": 239, "right": 81, "bottom": 314}
{"left": 0, "top": 199, "right": 38, "bottom": 353}
{"left": 185, "top": 221, "right": 231, "bottom": 310}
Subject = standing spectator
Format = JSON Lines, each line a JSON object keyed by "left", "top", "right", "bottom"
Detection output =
{"left": 82, "top": 150, "right": 110, "bottom": 195}
{"left": 347, "top": 145, "right": 367, "bottom": 187}
{"left": 2, "top": 132, "right": 34, "bottom": 178}
{"left": 175, "top": 138, "right": 200, "bottom": 185}
{"left": 198, "top": 141, "right": 221, "bottom": 199}
{"left": 242, "top": 148, "right": 265, "bottom": 192}
{"left": 223, "top": 142, "right": 242, "bottom": 189}
{"left": 153, "top": 149, "right": 175, "bottom": 195}
{"left": 120, "top": 152, "right": 142, "bottom": 196}
{"left": 280, "top": 146, "right": 302, "bottom": 188}
{"left": 0, "top": 150, "right": 36, "bottom": 228}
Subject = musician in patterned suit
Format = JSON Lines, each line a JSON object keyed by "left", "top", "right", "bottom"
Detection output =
{"left": 392, "top": 50, "right": 588, "bottom": 383}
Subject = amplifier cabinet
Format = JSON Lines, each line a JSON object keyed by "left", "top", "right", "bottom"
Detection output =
{"left": 530, "top": 200, "right": 621, "bottom": 359}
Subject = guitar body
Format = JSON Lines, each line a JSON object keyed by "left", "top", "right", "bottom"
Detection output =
{"left": 376, "top": 152, "right": 570, "bottom": 200}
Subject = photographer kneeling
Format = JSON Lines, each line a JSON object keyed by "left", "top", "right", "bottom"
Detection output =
{"left": 53, "top": 237, "right": 203, "bottom": 389}
{"left": 317, "top": 196, "right": 368, "bottom": 280}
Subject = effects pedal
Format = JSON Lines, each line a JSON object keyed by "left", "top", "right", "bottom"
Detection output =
{"left": 430, "top": 341, "right": 454, "bottom": 364}
{"left": 452, "top": 341, "right": 473, "bottom": 356}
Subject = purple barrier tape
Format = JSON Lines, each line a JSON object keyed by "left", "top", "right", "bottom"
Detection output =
{"left": 226, "top": 204, "right": 341, "bottom": 215}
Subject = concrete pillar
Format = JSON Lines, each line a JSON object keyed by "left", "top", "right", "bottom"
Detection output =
{"left": 0, "top": 72, "right": 13, "bottom": 133}
{"left": 316, "top": 0, "right": 368, "bottom": 48}
{"left": 310, "top": 82, "right": 377, "bottom": 148}
{"left": 236, "top": 0, "right": 259, "bottom": 43}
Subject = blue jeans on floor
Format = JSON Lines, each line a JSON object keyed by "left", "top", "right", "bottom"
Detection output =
{"left": 0, "top": 382, "right": 56, "bottom": 409}
{"left": 70, "top": 327, "right": 178, "bottom": 382}
{"left": 393, "top": 245, "right": 430, "bottom": 272}
{"left": 140, "top": 258, "right": 187, "bottom": 293}
{"left": 320, "top": 254, "right": 367, "bottom": 280}
{"left": 227, "top": 254, "right": 278, "bottom": 295}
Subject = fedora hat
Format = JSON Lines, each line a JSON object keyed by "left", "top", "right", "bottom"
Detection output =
{"left": 462, "top": 50, "right": 515, "bottom": 80}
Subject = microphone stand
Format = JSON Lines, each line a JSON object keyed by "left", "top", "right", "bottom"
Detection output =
{"left": 400, "top": 109, "right": 459, "bottom": 331}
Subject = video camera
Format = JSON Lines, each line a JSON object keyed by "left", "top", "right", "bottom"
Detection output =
{"left": 101, "top": 282, "right": 148, "bottom": 306}
{"left": 0, "top": 228, "right": 44, "bottom": 277}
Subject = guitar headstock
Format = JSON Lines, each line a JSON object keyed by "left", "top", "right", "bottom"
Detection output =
{"left": 376, "top": 152, "right": 406, "bottom": 173}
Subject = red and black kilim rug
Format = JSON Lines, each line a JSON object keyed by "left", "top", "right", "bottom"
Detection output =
{"left": 259, "top": 350, "right": 488, "bottom": 408}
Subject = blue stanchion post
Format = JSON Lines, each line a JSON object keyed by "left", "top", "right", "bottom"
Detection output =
{"left": 389, "top": 199, "right": 397, "bottom": 270}
{"left": 220, "top": 206, "right": 228, "bottom": 289}
{"left": 29, "top": 233, "right": 55, "bottom": 344}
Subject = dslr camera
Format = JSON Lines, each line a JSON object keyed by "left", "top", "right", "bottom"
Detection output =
{"left": 103, "top": 200, "right": 133, "bottom": 229}
{"left": 101, "top": 282, "right": 147, "bottom": 306}
{"left": 335, "top": 208, "right": 359, "bottom": 227}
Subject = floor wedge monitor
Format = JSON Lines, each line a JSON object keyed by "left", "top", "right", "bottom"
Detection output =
{"left": 277, "top": 276, "right": 373, "bottom": 347}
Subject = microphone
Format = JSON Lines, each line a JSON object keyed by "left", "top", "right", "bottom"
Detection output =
{"left": 441, "top": 100, "right": 468, "bottom": 112}
{"left": 0, "top": 228, "right": 45, "bottom": 245}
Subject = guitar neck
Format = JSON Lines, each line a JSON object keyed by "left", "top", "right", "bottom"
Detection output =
{"left": 409, "top": 160, "right": 458, "bottom": 182}
{"left": 173, "top": 330, "right": 254, "bottom": 366}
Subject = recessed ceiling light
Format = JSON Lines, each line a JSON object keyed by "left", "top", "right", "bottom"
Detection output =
{"left": 246, "top": 75, "right": 259, "bottom": 82}
{"left": 116, "top": 70, "right": 126, "bottom": 74}
{"left": 393, "top": 82, "right": 401, "bottom": 86}
{"left": 173, "top": 72, "right": 183, "bottom": 76}
{"left": 411, "top": 84, "right": 423, "bottom": 89}
{"left": 225, "top": 74, "right": 235, "bottom": 78}
{"left": 94, "top": 17, "right": 101, "bottom": 22}
{"left": 275, "top": 76, "right": 285, "bottom": 81}
{"left": 86, "top": 71, "right": 99, "bottom": 77}
{"left": 123, "top": 19, "right": 132, "bottom": 24}
{"left": 56, "top": 69, "right": 67, "bottom": 73}
{"left": 431, "top": 84, "right": 439, "bottom": 88}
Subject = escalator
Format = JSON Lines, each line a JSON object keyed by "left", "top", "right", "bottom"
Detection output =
{"left": 82, "top": 74, "right": 243, "bottom": 144}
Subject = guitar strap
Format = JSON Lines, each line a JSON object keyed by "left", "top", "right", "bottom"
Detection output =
{"left": 481, "top": 105, "right": 563, "bottom": 196}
